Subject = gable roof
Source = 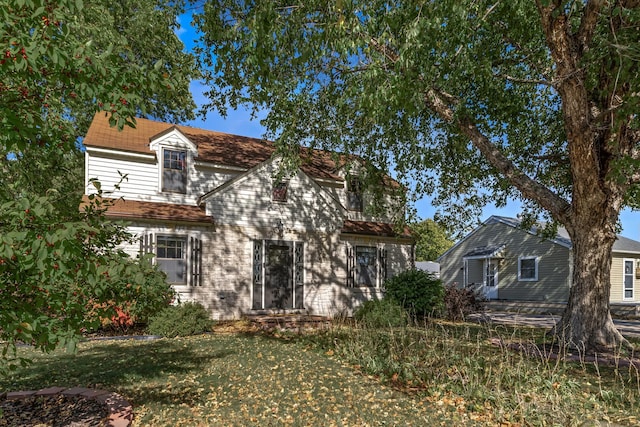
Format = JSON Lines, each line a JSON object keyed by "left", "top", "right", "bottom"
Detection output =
{"left": 197, "top": 155, "right": 347, "bottom": 215}
{"left": 438, "top": 215, "right": 640, "bottom": 260}
{"left": 83, "top": 112, "right": 347, "bottom": 182}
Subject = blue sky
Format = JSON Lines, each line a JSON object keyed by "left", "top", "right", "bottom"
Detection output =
{"left": 175, "top": 12, "right": 639, "bottom": 240}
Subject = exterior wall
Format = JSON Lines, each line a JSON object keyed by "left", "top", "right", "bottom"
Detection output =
{"left": 439, "top": 221, "right": 571, "bottom": 302}
{"left": 610, "top": 253, "right": 640, "bottom": 303}
{"left": 205, "top": 160, "right": 342, "bottom": 232}
{"left": 123, "top": 222, "right": 412, "bottom": 319}
{"left": 88, "top": 139, "right": 414, "bottom": 319}
{"left": 85, "top": 150, "right": 237, "bottom": 204}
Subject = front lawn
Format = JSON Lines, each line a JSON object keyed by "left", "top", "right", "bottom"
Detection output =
{"left": 1, "top": 321, "right": 639, "bottom": 426}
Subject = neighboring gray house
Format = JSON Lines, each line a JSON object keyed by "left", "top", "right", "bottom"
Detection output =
{"left": 83, "top": 112, "right": 414, "bottom": 319}
{"left": 438, "top": 216, "right": 640, "bottom": 303}
{"left": 416, "top": 261, "right": 440, "bottom": 278}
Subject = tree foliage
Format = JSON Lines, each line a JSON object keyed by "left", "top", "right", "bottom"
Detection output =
{"left": 194, "top": 1, "right": 640, "bottom": 351}
{"left": 384, "top": 269, "right": 444, "bottom": 317}
{"left": 410, "top": 219, "right": 453, "bottom": 261}
{"left": 0, "top": 194, "right": 175, "bottom": 372}
{"left": 1, "top": 0, "right": 197, "bottom": 152}
{"left": 0, "top": 0, "right": 195, "bottom": 368}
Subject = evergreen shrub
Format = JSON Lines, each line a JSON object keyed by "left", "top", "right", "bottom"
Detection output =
{"left": 148, "top": 301, "right": 214, "bottom": 337}
{"left": 384, "top": 269, "right": 444, "bottom": 317}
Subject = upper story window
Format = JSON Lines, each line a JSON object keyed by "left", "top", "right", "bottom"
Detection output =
{"left": 162, "top": 149, "right": 187, "bottom": 193}
{"left": 518, "top": 256, "right": 538, "bottom": 281}
{"left": 272, "top": 180, "right": 289, "bottom": 202}
{"left": 347, "top": 177, "right": 363, "bottom": 212}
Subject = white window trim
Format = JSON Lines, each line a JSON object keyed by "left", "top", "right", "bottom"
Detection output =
{"left": 518, "top": 256, "right": 539, "bottom": 282}
{"left": 623, "top": 258, "right": 635, "bottom": 301}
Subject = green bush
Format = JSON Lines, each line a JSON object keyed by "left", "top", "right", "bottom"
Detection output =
{"left": 147, "top": 302, "right": 214, "bottom": 337}
{"left": 444, "top": 284, "right": 485, "bottom": 321}
{"left": 354, "top": 298, "right": 408, "bottom": 328}
{"left": 383, "top": 269, "right": 444, "bottom": 317}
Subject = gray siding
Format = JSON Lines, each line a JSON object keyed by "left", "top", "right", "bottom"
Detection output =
{"left": 440, "top": 222, "right": 571, "bottom": 302}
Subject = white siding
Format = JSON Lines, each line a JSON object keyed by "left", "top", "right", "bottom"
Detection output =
{"left": 86, "top": 151, "right": 238, "bottom": 205}
{"left": 610, "top": 254, "right": 640, "bottom": 303}
{"left": 89, "top": 143, "right": 415, "bottom": 319}
{"left": 205, "top": 160, "right": 343, "bottom": 232}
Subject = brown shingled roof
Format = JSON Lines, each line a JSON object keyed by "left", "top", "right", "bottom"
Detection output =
{"left": 83, "top": 112, "right": 345, "bottom": 181}
{"left": 341, "top": 220, "right": 413, "bottom": 239}
{"left": 81, "top": 196, "right": 214, "bottom": 225}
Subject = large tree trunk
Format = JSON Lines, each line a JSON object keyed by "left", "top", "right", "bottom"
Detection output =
{"left": 552, "top": 221, "right": 630, "bottom": 353}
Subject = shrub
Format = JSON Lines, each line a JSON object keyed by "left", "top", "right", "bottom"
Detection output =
{"left": 82, "top": 252, "right": 175, "bottom": 334}
{"left": 444, "top": 284, "right": 485, "bottom": 321}
{"left": 383, "top": 269, "right": 444, "bottom": 317}
{"left": 354, "top": 298, "right": 408, "bottom": 328}
{"left": 147, "top": 302, "right": 214, "bottom": 337}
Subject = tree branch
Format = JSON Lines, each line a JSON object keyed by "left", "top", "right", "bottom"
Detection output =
{"left": 576, "top": 0, "right": 604, "bottom": 54}
{"left": 424, "top": 88, "right": 572, "bottom": 223}
{"left": 367, "top": 25, "right": 572, "bottom": 224}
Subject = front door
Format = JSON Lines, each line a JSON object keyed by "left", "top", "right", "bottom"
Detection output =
{"left": 265, "top": 242, "right": 293, "bottom": 309}
{"left": 483, "top": 260, "right": 499, "bottom": 300}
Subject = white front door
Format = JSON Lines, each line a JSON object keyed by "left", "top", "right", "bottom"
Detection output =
{"left": 483, "top": 260, "right": 499, "bottom": 300}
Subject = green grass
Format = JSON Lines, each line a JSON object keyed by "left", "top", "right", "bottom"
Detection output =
{"left": 1, "top": 322, "right": 640, "bottom": 426}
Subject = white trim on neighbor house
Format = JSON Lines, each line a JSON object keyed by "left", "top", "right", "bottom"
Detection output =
{"left": 623, "top": 258, "right": 635, "bottom": 301}
{"left": 518, "top": 256, "right": 539, "bottom": 281}
{"left": 483, "top": 259, "right": 499, "bottom": 299}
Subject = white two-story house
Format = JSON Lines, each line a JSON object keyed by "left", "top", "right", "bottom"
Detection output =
{"left": 83, "top": 112, "right": 414, "bottom": 319}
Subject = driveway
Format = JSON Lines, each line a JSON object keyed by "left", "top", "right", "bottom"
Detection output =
{"left": 467, "top": 312, "right": 640, "bottom": 338}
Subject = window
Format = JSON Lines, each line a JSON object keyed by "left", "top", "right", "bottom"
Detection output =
{"left": 272, "top": 181, "right": 289, "bottom": 202}
{"left": 346, "top": 177, "right": 363, "bottom": 211}
{"left": 156, "top": 236, "right": 187, "bottom": 284}
{"left": 355, "top": 246, "right": 378, "bottom": 287}
{"left": 346, "top": 245, "right": 387, "bottom": 288}
{"left": 624, "top": 259, "right": 634, "bottom": 300}
{"left": 162, "top": 149, "right": 187, "bottom": 193}
{"left": 518, "top": 257, "right": 538, "bottom": 281}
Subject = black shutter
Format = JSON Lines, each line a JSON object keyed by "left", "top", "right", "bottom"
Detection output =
{"left": 140, "top": 233, "right": 154, "bottom": 256}
{"left": 379, "top": 248, "right": 388, "bottom": 285}
{"left": 294, "top": 242, "right": 304, "bottom": 309}
{"left": 346, "top": 245, "right": 354, "bottom": 287}
{"left": 190, "top": 237, "right": 202, "bottom": 286}
{"left": 252, "top": 240, "right": 263, "bottom": 309}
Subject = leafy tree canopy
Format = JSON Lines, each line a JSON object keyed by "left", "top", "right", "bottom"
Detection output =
{"left": 410, "top": 219, "right": 454, "bottom": 261}
{"left": 1, "top": 0, "right": 197, "bottom": 153}
{"left": 0, "top": 0, "right": 195, "bottom": 368}
{"left": 194, "top": 1, "right": 640, "bottom": 351}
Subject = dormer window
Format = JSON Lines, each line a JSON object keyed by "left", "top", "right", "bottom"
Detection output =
{"left": 162, "top": 149, "right": 187, "bottom": 193}
{"left": 272, "top": 180, "right": 289, "bottom": 202}
{"left": 347, "top": 177, "right": 363, "bottom": 212}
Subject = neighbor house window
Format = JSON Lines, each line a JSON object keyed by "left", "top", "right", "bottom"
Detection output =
{"left": 272, "top": 180, "right": 289, "bottom": 202}
{"left": 347, "top": 177, "right": 363, "bottom": 211}
{"left": 518, "top": 257, "right": 538, "bottom": 281}
{"left": 624, "top": 259, "right": 634, "bottom": 300}
{"left": 156, "top": 236, "right": 187, "bottom": 284}
{"left": 162, "top": 149, "right": 187, "bottom": 193}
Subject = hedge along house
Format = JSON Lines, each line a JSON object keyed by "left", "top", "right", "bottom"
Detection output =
{"left": 83, "top": 112, "right": 414, "bottom": 319}
{"left": 438, "top": 216, "right": 640, "bottom": 303}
